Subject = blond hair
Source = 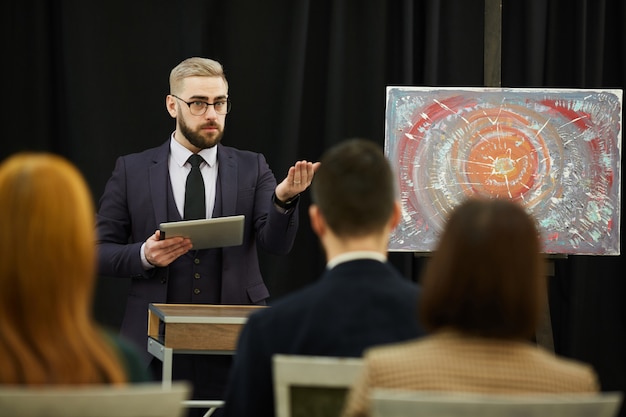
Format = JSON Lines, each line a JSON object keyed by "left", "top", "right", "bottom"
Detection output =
{"left": 169, "top": 57, "right": 228, "bottom": 95}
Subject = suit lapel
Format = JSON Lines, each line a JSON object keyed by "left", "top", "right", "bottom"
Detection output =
{"left": 149, "top": 141, "right": 172, "bottom": 225}
{"left": 217, "top": 145, "right": 238, "bottom": 216}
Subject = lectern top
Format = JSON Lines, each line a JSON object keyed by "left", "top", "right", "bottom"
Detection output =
{"left": 148, "top": 303, "right": 267, "bottom": 324}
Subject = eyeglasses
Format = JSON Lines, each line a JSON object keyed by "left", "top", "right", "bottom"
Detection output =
{"left": 171, "top": 94, "right": 232, "bottom": 116}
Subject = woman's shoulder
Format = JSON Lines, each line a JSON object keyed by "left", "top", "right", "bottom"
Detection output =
{"left": 101, "top": 329, "right": 152, "bottom": 383}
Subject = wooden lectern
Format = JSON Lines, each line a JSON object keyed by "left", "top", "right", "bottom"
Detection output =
{"left": 147, "top": 303, "right": 266, "bottom": 416}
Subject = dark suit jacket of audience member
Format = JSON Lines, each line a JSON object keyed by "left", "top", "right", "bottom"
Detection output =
{"left": 222, "top": 258, "right": 425, "bottom": 417}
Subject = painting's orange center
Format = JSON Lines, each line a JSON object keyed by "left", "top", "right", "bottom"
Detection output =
{"left": 465, "top": 135, "right": 537, "bottom": 200}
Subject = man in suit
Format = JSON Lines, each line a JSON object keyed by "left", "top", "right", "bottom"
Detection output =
{"left": 96, "top": 57, "right": 319, "bottom": 414}
{"left": 222, "top": 138, "right": 426, "bottom": 417}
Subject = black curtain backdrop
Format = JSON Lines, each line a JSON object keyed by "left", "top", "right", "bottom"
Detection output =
{"left": 4, "top": 0, "right": 625, "bottom": 410}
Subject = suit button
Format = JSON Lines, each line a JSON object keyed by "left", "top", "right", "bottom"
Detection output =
{"left": 194, "top": 258, "right": 200, "bottom": 264}
{"left": 194, "top": 273, "right": 200, "bottom": 279}
{"left": 193, "top": 288, "right": 200, "bottom": 295}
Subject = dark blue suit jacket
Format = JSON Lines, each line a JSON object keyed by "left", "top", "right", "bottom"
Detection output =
{"left": 222, "top": 259, "right": 425, "bottom": 417}
{"left": 96, "top": 140, "right": 299, "bottom": 365}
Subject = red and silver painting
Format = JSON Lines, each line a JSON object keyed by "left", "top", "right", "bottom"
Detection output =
{"left": 385, "top": 87, "right": 622, "bottom": 255}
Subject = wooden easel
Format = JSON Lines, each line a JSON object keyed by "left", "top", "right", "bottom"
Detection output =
{"left": 483, "top": 0, "right": 554, "bottom": 352}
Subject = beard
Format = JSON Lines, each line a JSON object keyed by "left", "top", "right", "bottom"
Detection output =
{"left": 179, "top": 115, "right": 224, "bottom": 149}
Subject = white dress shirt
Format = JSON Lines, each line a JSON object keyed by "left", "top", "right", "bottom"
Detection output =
{"left": 326, "top": 251, "right": 387, "bottom": 270}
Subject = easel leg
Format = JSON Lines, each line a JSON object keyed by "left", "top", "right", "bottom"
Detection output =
{"left": 535, "top": 260, "right": 555, "bottom": 352}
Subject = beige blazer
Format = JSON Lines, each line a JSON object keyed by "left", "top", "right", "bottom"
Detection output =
{"left": 342, "top": 330, "right": 599, "bottom": 417}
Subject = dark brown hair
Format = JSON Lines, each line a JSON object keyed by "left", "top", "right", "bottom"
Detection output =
{"left": 311, "top": 138, "right": 395, "bottom": 238}
{"left": 419, "top": 197, "right": 546, "bottom": 339}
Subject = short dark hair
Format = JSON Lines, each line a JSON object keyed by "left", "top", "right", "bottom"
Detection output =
{"left": 311, "top": 138, "right": 395, "bottom": 237}
{"left": 419, "top": 197, "right": 546, "bottom": 339}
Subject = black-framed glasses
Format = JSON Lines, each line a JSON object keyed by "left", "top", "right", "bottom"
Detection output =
{"left": 171, "top": 94, "right": 231, "bottom": 116}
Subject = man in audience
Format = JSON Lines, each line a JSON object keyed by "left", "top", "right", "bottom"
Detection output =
{"left": 222, "top": 138, "right": 426, "bottom": 417}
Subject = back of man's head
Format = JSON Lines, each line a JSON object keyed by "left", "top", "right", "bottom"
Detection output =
{"left": 311, "top": 138, "right": 396, "bottom": 238}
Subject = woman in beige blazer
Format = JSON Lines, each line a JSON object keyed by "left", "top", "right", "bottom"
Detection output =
{"left": 342, "top": 198, "right": 599, "bottom": 417}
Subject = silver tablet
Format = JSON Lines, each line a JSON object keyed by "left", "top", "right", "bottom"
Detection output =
{"left": 159, "top": 215, "right": 245, "bottom": 250}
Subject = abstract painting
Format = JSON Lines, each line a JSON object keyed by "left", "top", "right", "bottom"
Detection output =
{"left": 385, "top": 87, "right": 622, "bottom": 255}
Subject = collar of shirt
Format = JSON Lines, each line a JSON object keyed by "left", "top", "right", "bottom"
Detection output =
{"left": 170, "top": 134, "right": 217, "bottom": 168}
{"left": 326, "top": 251, "right": 387, "bottom": 270}
{"left": 168, "top": 134, "right": 218, "bottom": 219}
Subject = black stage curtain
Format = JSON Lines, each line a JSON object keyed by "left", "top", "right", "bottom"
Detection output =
{"left": 3, "top": 0, "right": 625, "bottom": 410}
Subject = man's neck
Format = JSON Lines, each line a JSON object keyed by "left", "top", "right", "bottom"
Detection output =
{"left": 326, "top": 250, "right": 387, "bottom": 270}
{"left": 322, "top": 233, "right": 388, "bottom": 264}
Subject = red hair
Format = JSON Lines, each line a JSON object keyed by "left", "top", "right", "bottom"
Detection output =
{"left": 0, "top": 153, "right": 127, "bottom": 384}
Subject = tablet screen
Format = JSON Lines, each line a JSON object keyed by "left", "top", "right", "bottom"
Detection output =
{"left": 159, "top": 215, "right": 245, "bottom": 250}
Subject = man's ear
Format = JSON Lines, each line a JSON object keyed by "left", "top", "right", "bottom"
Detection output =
{"left": 166, "top": 95, "right": 178, "bottom": 118}
{"left": 309, "top": 204, "right": 326, "bottom": 237}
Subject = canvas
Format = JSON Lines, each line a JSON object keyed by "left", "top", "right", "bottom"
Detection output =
{"left": 385, "top": 86, "right": 623, "bottom": 255}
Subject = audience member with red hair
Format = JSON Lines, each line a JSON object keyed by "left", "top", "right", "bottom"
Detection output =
{"left": 0, "top": 152, "right": 148, "bottom": 384}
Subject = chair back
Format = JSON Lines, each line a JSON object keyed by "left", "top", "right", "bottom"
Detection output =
{"left": 273, "top": 354, "right": 364, "bottom": 417}
{"left": 0, "top": 381, "right": 191, "bottom": 417}
{"left": 370, "top": 389, "right": 624, "bottom": 417}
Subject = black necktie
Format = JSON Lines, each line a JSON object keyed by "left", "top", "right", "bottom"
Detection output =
{"left": 184, "top": 154, "right": 206, "bottom": 220}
